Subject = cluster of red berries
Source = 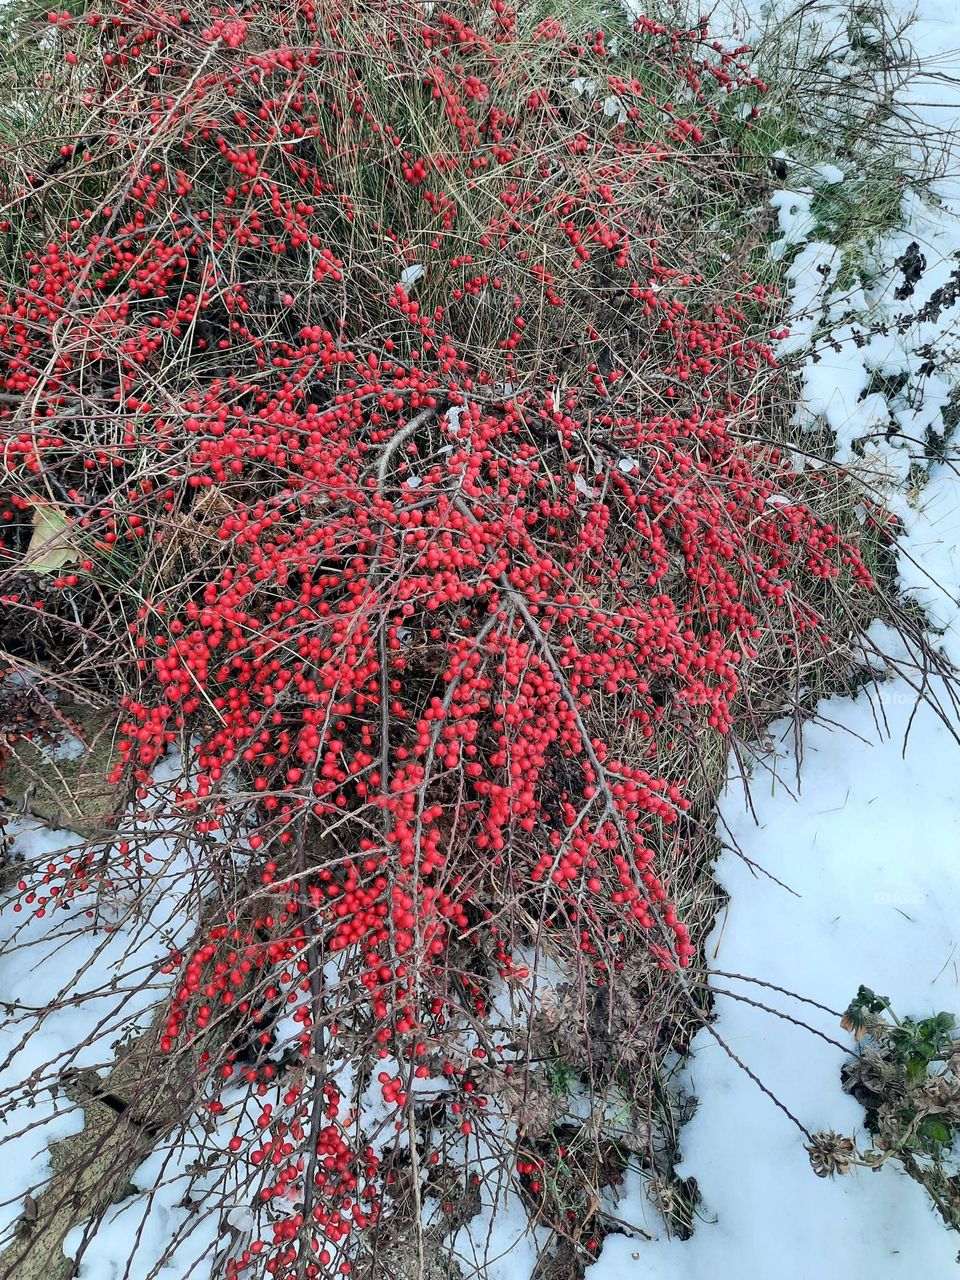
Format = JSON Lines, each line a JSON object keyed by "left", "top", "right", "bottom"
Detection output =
{"left": 0, "top": 3, "right": 875, "bottom": 1272}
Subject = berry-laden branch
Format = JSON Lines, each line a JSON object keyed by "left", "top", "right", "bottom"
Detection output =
{"left": 0, "top": 1, "right": 894, "bottom": 1274}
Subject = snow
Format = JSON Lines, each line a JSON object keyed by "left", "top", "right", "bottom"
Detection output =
{"left": 60, "top": 1081, "right": 300, "bottom": 1280}
{"left": 0, "top": 756, "right": 210, "bottom": 1247}
{"left": 64, "top": 1133, "right": 225, "bottom": 1280}
{"left": 590, "top": 635, "right": 960, "bottom": 1279}
{"left": 449, "top": 1109, "right": 550, "bottom": 1280}
{"left": 398, "top": 263, "right": 424, "bottom": 288}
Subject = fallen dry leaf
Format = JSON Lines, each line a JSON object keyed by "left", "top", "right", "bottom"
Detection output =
{"left": 24, "top": 503, "right": 80, "bottom": 573}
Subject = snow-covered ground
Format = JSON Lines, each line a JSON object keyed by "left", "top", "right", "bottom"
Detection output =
{"left": 594, "top": 632, "right": 960, "bottom": 1279}
{"left": 0, "top": 757, "right": 208, "bottom": 1248}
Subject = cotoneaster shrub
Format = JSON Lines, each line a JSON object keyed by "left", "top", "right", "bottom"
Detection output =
{"left": 0, "top": 2, "right": 887, "bottom": 1275}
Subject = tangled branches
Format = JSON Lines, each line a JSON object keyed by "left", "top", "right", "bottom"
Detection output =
{"left": 0, "top": 2, "right": 906, "bottom": 1276}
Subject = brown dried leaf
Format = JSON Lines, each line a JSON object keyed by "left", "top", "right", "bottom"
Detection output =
{"left": 24, "top": 503, "right": 80, "bottom": 574}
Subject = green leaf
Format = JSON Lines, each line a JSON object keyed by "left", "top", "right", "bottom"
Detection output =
{"left": 918, "top": 1116, "right": 953, "bottom": 1152}
{"left": 905, "top": 1056, "right": 928, "bottom": 1084}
